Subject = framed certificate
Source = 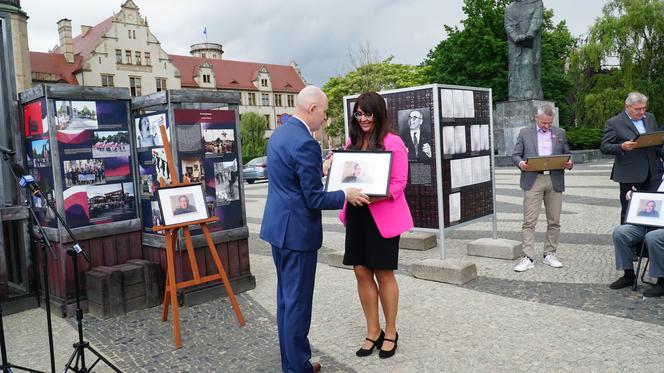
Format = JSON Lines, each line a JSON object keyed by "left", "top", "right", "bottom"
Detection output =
{"left": 626, "top": 192, "right": 664, "bottom": 228}
{"left": 325, "top": 150, "right": 392, "bottom": 196}
{"left": 525, "top": 154, "right": 571, "bottom": 171}
{"left": 632, "top": 131, "right": 664, "bottom": 149}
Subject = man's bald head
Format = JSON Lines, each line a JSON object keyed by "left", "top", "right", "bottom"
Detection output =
{"left": 294, "top": 85, "right": 328, "bottom": 131}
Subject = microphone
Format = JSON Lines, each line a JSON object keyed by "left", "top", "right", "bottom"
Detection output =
{"left": 0, "top": 145, "right": 15, "bottom": 156}
{"left": 10, "top": 162, "right": 36, "bottom": 190}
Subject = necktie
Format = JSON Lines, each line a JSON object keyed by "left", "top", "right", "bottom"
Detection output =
{"left": 413, "top": 132, "right": 419, "bottom": 156}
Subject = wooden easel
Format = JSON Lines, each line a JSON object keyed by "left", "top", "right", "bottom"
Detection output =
{"left": 152, "top": 125, "right": 245, "bottom": 349}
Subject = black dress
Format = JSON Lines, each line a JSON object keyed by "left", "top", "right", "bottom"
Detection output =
{"left": 343, "top": 203, "right": 400, "bottom": 270}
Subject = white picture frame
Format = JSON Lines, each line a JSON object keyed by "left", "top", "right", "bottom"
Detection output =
{"left": 157, "top": 183, "right": 209, "bottom": 226}
{"left": 325, "top": 151, "right": 392, "bottom": 196}
{"left": 626, "top": 192, "right": 664, "bottom": 228}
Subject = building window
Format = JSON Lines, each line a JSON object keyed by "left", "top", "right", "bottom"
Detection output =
{"left": 128, "top": 30, "right": 132, "bottom": 39}
{"left": 125, "top": 50, "right": 132, "bottom": 64}
{"left": 101, "top": 74, "right": 114, "bottom": 87}
{"left": 261, "top": 78, "right": 268, "bottom": 87}
{"left": 287, "top": 94, "right": 295, "bottom": 107}
{"left": 135, "top": 51, "right": 142, "bottom": 65}
{"left": 115, "top": 49, "right": 122, "bottom": 64}
{"left": 264, "top": 114, "right": 271, "bottom": 129}
{"left": 145, "top": 52, "right": 151, "bottom": 65}
{"left": 275, "top": 94, "right": 282, "bottom": 107}
{"left": 156, "top": 78, "right": 167, "bottom": 92}
{"left": 261, "top": 93, "right": 269, "bottom": 106}
{"left": 247, "top": 92, "right": 256, "bottom": 106}
{"left": 203, "top": 74, "right": 211, "bottom": 83}
{"left": 202, "top": 53, "right": 206, "bottom": 58}
{"left": 133, "top": 30, "right": 136, "bottom": 39}
{"left": 129, "top": 77, "right": 142, "bottom": 97}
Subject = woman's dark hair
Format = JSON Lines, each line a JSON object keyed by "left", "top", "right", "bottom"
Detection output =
{"left": 348, "top": 92, "right": 393, "bottom": 150}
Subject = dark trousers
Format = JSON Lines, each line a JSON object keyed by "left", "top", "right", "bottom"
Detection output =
{"left": 272, "top": 245, "right": 318, "bottom": 373}
{"left": 619, "top": 177, "right": 652, "bottom": 225}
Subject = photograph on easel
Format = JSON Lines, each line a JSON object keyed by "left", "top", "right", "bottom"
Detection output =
{"left": 157, "top": 183, "right": 209, "bottom": 226}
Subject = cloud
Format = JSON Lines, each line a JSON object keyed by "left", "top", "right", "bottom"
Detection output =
{"left": 22, "top": 0, "right": 605, "bottom": 86}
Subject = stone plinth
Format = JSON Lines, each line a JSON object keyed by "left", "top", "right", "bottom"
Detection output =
{"left": 411, "top": 259, "right": 477, "bottom": 285}
{"left": 327, "top": 250, "right": 353, "bottom": 270}
{"left": 467, "top": 238, "right": 522, "bottom": 260}
{"left": 400, "top": 231, "right": 437, "bottom": 251}
{"left": 494, "top": 100, "right": 558, "bottom": 155}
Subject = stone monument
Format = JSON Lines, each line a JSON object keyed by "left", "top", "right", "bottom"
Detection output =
{"left": 494, "top": 0, "right": 559, "bottom": 158}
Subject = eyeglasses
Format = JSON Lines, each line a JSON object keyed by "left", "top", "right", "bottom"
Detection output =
{"left": 630, "top": 105, "right": 647, "bottom": 112}
{"left": 409, "top": 115, "right": 422, "bottom": 120}
{"left": 354, "top": 112, "right": 373, "bottom": 119}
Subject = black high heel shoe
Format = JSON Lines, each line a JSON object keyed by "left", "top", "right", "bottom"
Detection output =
{"left": 378, "top": 332, "right": 398, "bottom": 359}
{"left": 356, "top": 330, "right": 384, "bottom": 357}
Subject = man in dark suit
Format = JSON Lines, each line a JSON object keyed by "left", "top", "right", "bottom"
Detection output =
{"left": 260, "top": 86, "right": 368, "bottom": 373}
{"left": 601, "top": 92, "right": 660, "bottom": 224}
{"left": 399, "top": 109, "right": 432, "bottom": 160}
{"left": 512, "top": 104, "right": 572, "bottom": 272}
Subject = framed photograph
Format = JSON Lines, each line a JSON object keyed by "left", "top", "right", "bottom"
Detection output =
{"left": 626, "top": 192, "right": 664, "bottom": 228}
{"left": 157, "top": 183, "right": 209, "bottom": 226}
{"left": 325, "top": 151, "right": 392, "bottom": 196}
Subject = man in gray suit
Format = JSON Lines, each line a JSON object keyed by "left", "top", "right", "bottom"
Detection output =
{"left": 512, "top": 105, "right": 572, "bottom": 272}
{"left": 600, "top": 92, "right": 660, "bottom": 224}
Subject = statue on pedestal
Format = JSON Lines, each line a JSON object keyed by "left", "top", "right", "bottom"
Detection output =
{"left": 505, "top": 0, "right": 544, "bottom": 101}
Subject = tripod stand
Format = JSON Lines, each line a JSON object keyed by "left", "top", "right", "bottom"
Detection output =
{"left": 4, "top": 160, "right": 120, "bottom": 373}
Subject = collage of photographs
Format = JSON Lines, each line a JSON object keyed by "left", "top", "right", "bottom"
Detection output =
{"left": 23, "top": 98, "right": 57, "bottom": 228}
{"left": 56, "top": 100, "right": 136, "bottom": 228}
{"left": 137, "top": 109, "right": 243, "bottom": 233}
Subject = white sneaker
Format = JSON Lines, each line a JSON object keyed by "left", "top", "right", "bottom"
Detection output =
{"left": 543, "top": 254, "right": 563, "bottom": 268}
{"left": 514, "top": 256, "right": 534, "bottom": 272}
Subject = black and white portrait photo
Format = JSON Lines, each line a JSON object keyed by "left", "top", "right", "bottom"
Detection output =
{"left": 397, "top": 108, "right": 432, "bottom": 160}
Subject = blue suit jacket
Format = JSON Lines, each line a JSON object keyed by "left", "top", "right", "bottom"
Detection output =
{"left": 259, "top": 116, "right": 345, "bottom": 251}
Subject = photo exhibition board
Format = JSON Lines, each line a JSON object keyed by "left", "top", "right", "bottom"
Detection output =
{"left": 439, "top": 87, "right": 493, "bottom": 226}
{"left": 347, "top": 88, "right": 440, "bottom": 229}
{"left": 23, "top": 98, "right": 57, "bottom": 228}
{"left": 51, "top": 99, "right": 137, "bottom": 228}
{"left": 173, "top": 109, "right": 242, "bottom": 233}
{"left": 135, "top": 111, "right": 170, "bottom": 233}
{"left": 345, "top": 85, "right": 493, "bottom": 229}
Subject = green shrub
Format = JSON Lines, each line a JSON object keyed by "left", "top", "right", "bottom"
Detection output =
{"left": 564, "top": 127, "right": 603, "bottom": 150}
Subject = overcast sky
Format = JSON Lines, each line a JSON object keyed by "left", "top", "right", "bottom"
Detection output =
{"left": 22, "top": 0, "right": 608, "bottom": 86}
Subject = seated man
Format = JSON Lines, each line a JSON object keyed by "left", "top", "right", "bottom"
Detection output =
{"left": 610, "top": 189, "right": 664, "bottom": 296}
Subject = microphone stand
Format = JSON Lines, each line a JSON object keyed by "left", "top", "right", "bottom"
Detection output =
{"left": 4, "top": 155, "right": 120, "bottom": 373}
{"left": 0, "top": 152, "right": 46, "bottom": 373}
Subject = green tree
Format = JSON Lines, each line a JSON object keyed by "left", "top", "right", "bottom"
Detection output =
{"left": 322, "top": 57, "right": 428, "bottom": 145}
{"left": 569, "top": 0, "right": 664, "bottom": 128}
{"left": 240, "top": 112, "right": 268, "bottom": 159}
{"left": 423, "top": 0, "right": 575, "bottom": 125}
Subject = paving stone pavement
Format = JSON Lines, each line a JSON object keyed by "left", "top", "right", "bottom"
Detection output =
{"left": 5, "top": 159, "right": 664, "bottom": 372}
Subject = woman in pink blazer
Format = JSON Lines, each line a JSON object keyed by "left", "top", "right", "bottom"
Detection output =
{"left": 336, "top": 92, "right": 413, "bottom": 359}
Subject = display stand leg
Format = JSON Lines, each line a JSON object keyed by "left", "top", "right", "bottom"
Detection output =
{"left": 163, "top": 231, "right": 182, "bottom": 349}
{"left": 201, "top": 225, "right": 245, "bottom": 326}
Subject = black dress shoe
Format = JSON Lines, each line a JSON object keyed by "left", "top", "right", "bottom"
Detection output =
{"left": 356, "top": 330, "right": 384, "bottom": 357}
{"left": 609, "top": 276, "right": 635, "bottom": 290}
{"left": 643, "top": 283, "right": 664, "bottom": 297}
{"left": 379, "top": 332, "right": 398, "bottom": 359}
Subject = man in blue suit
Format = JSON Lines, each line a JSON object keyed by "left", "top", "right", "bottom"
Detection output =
{"left": 260, "top": 86, "right": 368, "bottom": 373}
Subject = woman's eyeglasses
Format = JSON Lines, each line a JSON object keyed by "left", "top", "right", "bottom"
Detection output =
{"left": 353, "top": 112, "right": 373, "bottom": 119}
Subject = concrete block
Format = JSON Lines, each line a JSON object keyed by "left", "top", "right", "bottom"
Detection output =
{"left": 467, "top": 238, "right": 522, "bottom": 260}
{"left": 327, "top": 250, "right": 353, "bottom": 270}
{"left": 400, "top": 231, "right": 437, "bottom": 251}
{"left": 411, "top": 259, "right": 477, "bottom": 285}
